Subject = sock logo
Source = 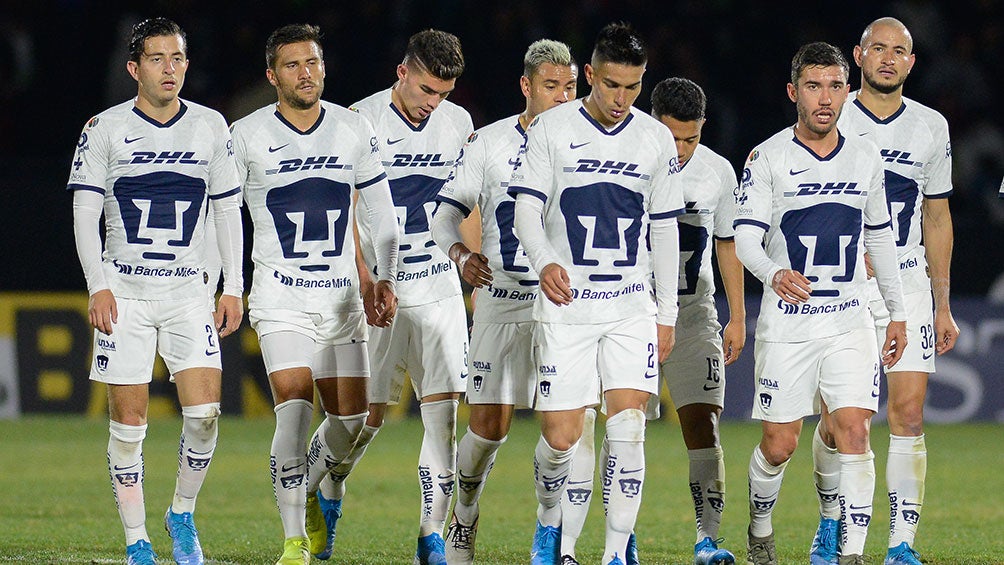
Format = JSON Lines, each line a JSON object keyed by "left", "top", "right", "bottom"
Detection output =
{"left": 439, "top": 480, "right": 454, "bottom": 497}
{"left": 115, "top": 472, "right": 140, "bottom": 487}
{"left": 186, "top": 456, "right": 211, "bottom": 471}
{"left": 566, "top": 488, "right": 591, "bottom": 504}
{"left": 751, "top": 494, "right": 775, "bottom": 512}
{"left": 280, "top": 474, "right": 304, "bottom": 489}
{"left": 618, "top": 478, "right": 642, "bottom": 497}
{"left": 902, "top": 509, "right": 920, "bottom": 525}
{"left": 542, "top": 474, "right": 566, "bottom": 492}
{"left": 850, "top": 513, "right": 871, "bottom": 527}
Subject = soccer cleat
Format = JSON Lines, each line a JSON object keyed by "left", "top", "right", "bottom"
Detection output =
{"left": 307, "top": 491, "right": 342, "bottom": 560}
{"left": 884, "top": 542, "right": 923, "bottom": 565}
{"left": 444, "top": 512, "right": 478, "bottom": 565}
{"left": 626, "top": 532, "right": 639, "bottom": 565}
{"left": 414, "top": 532, "right": 448, "bottom": 565}
{"left": 560, "top": 555, "right": 581, "bottom": 565}
{"left": 695, "top": 536, "right": 736, "bottom": 565}
{"left": 165, "top": 507, "right": 204, "bottom": 564}
{"left": 126, "top": 539, "right": 158, "bottom": 565}
{"left": 838, "top": 555, "right": 865, "bottom": 565}
{"left": 275, "top": 536, "right": 310, "bottom": 565}
{"left": 606, "top": 555, "right": 626, "bottom": 565}
{"left": 746, "top": 527, "right": 776, "bottom": 565}
{"left": 530, "top": 521, "right": 561, "bottom": 565}
{"left": 809, "top": 517, "right": 840, "bottom": 565}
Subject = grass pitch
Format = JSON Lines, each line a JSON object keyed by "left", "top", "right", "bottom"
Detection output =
{"left": 0, "top": 415, "right": 1001, "bottom": 564}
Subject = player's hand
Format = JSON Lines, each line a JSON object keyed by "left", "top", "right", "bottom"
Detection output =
{"left": 214, "top": 294, "right": 243, "bottom": 338}
{"left": 539, "top": 263, "right": 573, "bottom": 306}
{"left": 360, "top": 278, "right": 379, "bottom": 326}
{"left": 88, "top": 289, "right": 118, "bottom": 335}
{"left": 881, "top": 320, "right": 908, "bottom": 368}
{"left": 771, "top": 269, "right": 812, "bottom": 304}
{"left": 450, "top": 244, "right": 492, "bottom": 288}
{"left": 722, "top": 318, "right": 746, "bottom": 365}
{"left": 863, "top": 252, "right": 875, "bottom": 279}
{"left": 934, "top": 309, "right": 960, "bottom": 355}
{"left": 657, "top": 323, "right": 676, "bottom": 362}
{"left": 372, "top": 280, "right": 398, "bottom": 328}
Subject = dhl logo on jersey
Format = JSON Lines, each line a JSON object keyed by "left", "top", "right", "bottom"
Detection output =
{"left": 120, "top": 151, "right": 208, "bottom": 166}
{"left": 266, "top": 156, "right": 350, "bottom": 175}
{"left": 562, "top": 159, "right": 650, "bottom": 180}
{"left": 386, "top": 153, "right": 452, "bottom": 168}
{"left": 783, "top": 182, "right": 865, "bottom": 198}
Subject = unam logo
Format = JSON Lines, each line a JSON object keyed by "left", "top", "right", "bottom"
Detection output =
{"left": 96, "top": 354, "right": 109, "bottom": 372}
{"left": 539, "top": 380, "right": 551, "bottom": 397}
{"left": 566, "top": 488, "right": 591, "bottom": 504}
{"left": 619, "top": 478, "right": 642, "bottom": 498}
{"left": 472, "top": 374, "right": 483, "bottom": 392}
{"left": 759, "top": 393, "right": 772, "bottom": 410}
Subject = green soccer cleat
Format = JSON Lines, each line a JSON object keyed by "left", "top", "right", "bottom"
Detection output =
{"left": 275, "top": 536, "right": 310, "bottom": 565}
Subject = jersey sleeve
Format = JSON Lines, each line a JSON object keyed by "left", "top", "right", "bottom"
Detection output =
{"left": 648, "top": 131, "right": 685, "bottom": 220}
{"left": 437, "top": 131, "right": 486, "bottom": 217}
{"left": 353, "top": 117, "right": 388, "bottom": 189}
{"left": 923, "top": 114, "right": 953, "bottom": 198}
{"left": 863, "top": 152, "right": 893, "bottom": 229}
{"left": 507, "top": 116, "right": 552, "bottom": 204}
{"left": 733, "top": 146, "right": 772, "bottom": 232}
{"left": 713, "top": 157, "right": 739, "bottom": 239}
{"left": 207, "top": 115, "right": 241, "bottom": 200}
{"left": 230, "top": 121, "right": 250, "bottom": 191}
{"left": 67, "top": 116, "right": 110, "bottom": 194}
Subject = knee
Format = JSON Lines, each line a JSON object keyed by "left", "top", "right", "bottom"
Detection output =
{"left": 760, "top": 433, "right": 798, "bottom": 466}
{"left": 887, "top": 399, "right": 924, "bottom": 435}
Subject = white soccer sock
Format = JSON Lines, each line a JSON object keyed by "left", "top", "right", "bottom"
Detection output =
{"left": 838, "top": 451, "right": 875, "bottom": 556}
{"left": 887, "top": 434, "right": 926, "bottom": 547}
{"left": 454, "top": 427, "right": 505, "bottom": 525}
{"left": 534, "top": 436, "right": 578, "bottom": 528}
{"left": 305, "top": 411, "right": 367, "bottom": 494}
{"left": 271, "top": 399, "right": 313, "bottom": 539}
{"left": 319, "top": 423, "right": 381, "bottom": 500}
{"left": 560, "top": 407, "right": 596, "bottom": 557}
{"left": 172, "top": 403, "right": 220, "bottom": 514}
{"left": 748, "top": 445, "right": 787, "bottom": 538}
{"left": 812, "top": 423, "right": 841, "bottom": 520}
{"left": 418, "top": 399, "right": 458, "bottom": 537}
{"left": 602, "top": 409, "right": 646, "bottom": 564}
{"left": 108, "top": 420, "right": 149, "bottom": 545}
{"left": 689, "top": 446, "right": 726, "bottom": 541}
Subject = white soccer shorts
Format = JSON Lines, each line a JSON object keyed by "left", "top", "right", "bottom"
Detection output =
{"left": 251, "top": 308, "right": 368, "bottom": 378}
{"left": 869, "top": 290, "right": 935, "bottom": 374}
{"left": 367, "top": 295, "right": 468, "bottom": 404}
{"left": 466, "top": 320, "right": 535, "bottom": 407}
{"left": 532, "top": 315, "right": 659, "bottom": 412}
{"left": 89, "top": 297, "right": 221, "bottom": 384}
{"left": 751, "top": 328, "right": 880, "bottom": 422}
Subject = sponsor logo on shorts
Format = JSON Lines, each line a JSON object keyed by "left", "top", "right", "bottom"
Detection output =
{"left": 758, "top": 377, "right": 778, "bottom": 390}
{"left": 97, "top": 337, "right": 116, "bottom": 351}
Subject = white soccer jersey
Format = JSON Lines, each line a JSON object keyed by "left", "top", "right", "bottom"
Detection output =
{"left": 67, "top": 99, "right": 240, "bottom": 300}
{"left": 437, "top": 115, "right": 537, "bottom": 323}
{"left": 232, "top": 101, "right": 388, "bottom": 313}
{"left": 509, "top": 101, "right": 685, "bottom": 324}
{"left": 735, "top": 128, "right": 891, "bottom": 342}
{"left": 839, "top": 93, "right": 953, "bottom": 295}
{"left": 351, "top": 88, "right": 473, "bottom": 307}
{"left": 676, "top": 144, "right": 739, "bottom": 330}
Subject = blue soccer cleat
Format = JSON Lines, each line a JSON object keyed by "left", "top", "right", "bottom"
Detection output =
{"left": 626, "top": 532, "right": 639, "bottom": 565}
{"left": 530, "top": 521, "right": 561, "bottom": 565}
{"left": 414, "top": 532, "right": 447, "bottom": 565}
{"left": 809, "top": 517, "right": 839, "bottom": 565}
{"left": 165, "top": 507, "right": 204, "bottom": 564}
{"left": 884, "top": 542, "right": 922, "bottom": 565}
{"left": 694, "top": 536, "right": 735, "bottom": 565}
{"left": 126, "top": 539, "right": 157, "bottom": 565}
{"left": 606, "top": 555, "right": 626, "bottom": 565}
{"left": 314, "top": 491, "right": 342, "bottom": 560}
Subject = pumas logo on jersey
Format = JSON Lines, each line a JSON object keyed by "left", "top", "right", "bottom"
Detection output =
{"left": 563, "top": 159, "right": 648, "bottom": 180}
{"left": 539, "top": 380, "right": 552, "bottom": 397}
{"left": 266, "top": 155, "right": 350, "bottom": 175}
{"left": 386, "top": 153, "right": 452, "bottom": 168}
{"left": 266, "top": 178, "right": 352, "bottom": 270}
{"left": 472, "top": 374, "right": 483, "bottom": 392}
{"left": 96, "top": 354, "right": 110, "bottom": 372}
{"left": 561, "top": 183, "right": 644, "bottom": 282}
{"left": 783, "top": 182, "right": 863, "bottom": 197}
{"left": 120, "top": 151, "right": 207, "bottom": 166}
{"left": 114, "top": 172, "right": 205, "bottom": 261}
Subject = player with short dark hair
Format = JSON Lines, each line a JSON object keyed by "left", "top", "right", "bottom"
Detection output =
{"left": 734, "top": 41, "right": 907, "bottom": 565}
{"left": 809, "top": 18, "right": 960, "bottom": 565}
{"left": 510, "top": 22, "right": 684, "bottom": 565}
{"left": 303, "top": 28, "right": 473, "bottom": 565}
{"left": 68, "top": 16, "right": 243, "bottom": 565}
{"left": 430, "top": 38, "right": 578, "bottom": 565}
{"left": 230, "top": 23, "right": 399, "bottom": 564}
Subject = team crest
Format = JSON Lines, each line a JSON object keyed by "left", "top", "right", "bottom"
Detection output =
{"left": 86, "top": 116, "right": 100, "bottom": 130}
{"left": 467, "top": 132, "right": 478, "bottom": 144}
{"left": 747, "top": 149, "right": 759, "bottom": 162}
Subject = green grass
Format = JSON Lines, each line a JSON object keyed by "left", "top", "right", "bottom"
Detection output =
{"left": 0, "top": 416, "right": 1001, "bottom": 564}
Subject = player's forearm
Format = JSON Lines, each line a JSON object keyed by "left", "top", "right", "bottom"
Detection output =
{"left": 358, "top": 181, "right": 399, "bottom": 284}
{"left": 72, "top": 190, "right": 109, "bottom": 294}
{"left": 650, "top": 218, "right": 680, "bottom": 326}
{"left": 513, "top": 194, "right": 559, "bottom": 274}
{"left": 211, "top": 195, "right": 244, "bottom": 297}
{"left": 734, "top": 225, "right": 781, "bottom": 286}
{"left": 864, "top": 226, "right": 907, "bottom": 322}
{"left": 715, "top": 238, "right": 746, "bottom": 321}
{"left": 923, "top": 200, "right": 954, "bottom": 312}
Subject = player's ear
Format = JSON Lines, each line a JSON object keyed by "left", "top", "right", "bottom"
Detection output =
{"left": 520, "top": 75, "right": 531, "bottom": 98}
{"left": 583, "top": 63, "right": 594, "bottom": 86}
{"left": 853, "top": 45, "right": 864, "bottom": 68}
{"left": 787, "top": 82, "right": 797, "bottom": 103}
{"left": 266, "top": 67, "right": 277, "bottom": 87}
{"left": 126, "top": 60, "right": 139, "bottom": 81}
{"left": 396, "top": 63, "right": 409, "bottom": 83}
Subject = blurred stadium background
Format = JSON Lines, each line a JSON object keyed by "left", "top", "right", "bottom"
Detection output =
{"left": 0, "top": 1, "right": 1001, "bottom": 422}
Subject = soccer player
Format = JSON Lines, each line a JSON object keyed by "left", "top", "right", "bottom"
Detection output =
{"left": 304, "top": 29, "right": 473, "bottom": 565}
{"left": 557, "top": 77, "right": 746, "bottom": 565}
{"left": 67, "top": 17, "right": 243, "bottom": 565}
{"left": 430, "top": 39, "right": 578, "bottom": 565}
{"left": 806, "top": 18, "right": 961, "bottom": 565}
{"left": 734, "top": 42, "right": 907, "bottom": 565}
{"left": 230, "top": 24, "right": 399, "bottom": 565}
{"left": 510, "top": 23, "right": 684, "bottom": 565}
